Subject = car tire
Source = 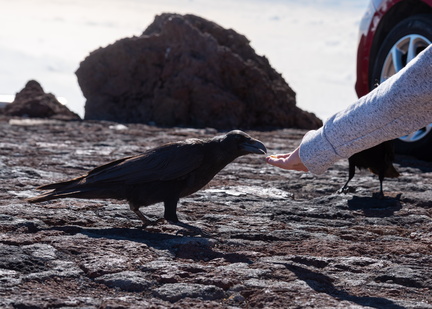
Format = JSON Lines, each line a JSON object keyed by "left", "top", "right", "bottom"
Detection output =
{"left": 370, "top": 15, "right": 432, "bottom": 161}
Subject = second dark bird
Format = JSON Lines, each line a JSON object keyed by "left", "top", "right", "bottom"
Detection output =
{"left": 339, "top": 140, "right": 400, "bottom": 197}
{"left": 28, "top": 130, "right": 267, "bottom": 231}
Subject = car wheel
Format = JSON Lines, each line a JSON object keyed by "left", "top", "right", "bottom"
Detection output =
{"left": 370, "top": 15, "right": 432, "bottom": 161}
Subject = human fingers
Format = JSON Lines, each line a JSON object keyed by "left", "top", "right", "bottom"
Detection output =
{"left": 265, "top": 155, "right": 289, "bottom": 168}
{"left": 266, "top": 147, "right": 308, "bottom": 172}
{"left": 267, "top": 153, "right": 291, "bottom": 159}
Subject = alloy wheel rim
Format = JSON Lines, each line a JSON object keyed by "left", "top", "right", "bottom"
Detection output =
{"left": 381, "top": 34, "right": 431, "bottom": 142}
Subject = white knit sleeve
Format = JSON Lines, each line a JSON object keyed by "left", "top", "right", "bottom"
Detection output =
{"left": 299, "top": 45, "right": 432, "bottom": 175}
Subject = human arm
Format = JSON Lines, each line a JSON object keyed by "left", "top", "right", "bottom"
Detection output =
{"left": 268, "top": 45, "right": 432, "bottom": 174}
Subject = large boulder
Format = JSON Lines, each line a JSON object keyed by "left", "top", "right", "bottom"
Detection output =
{"left": 76, "top": 13, "right": 322, "bottom": 130}
{"left": 4, "top": 80, "right": 80, "bottom": 120}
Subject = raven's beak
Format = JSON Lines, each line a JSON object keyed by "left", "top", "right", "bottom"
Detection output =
{"left": 241, "top": 139, "right": 267, "bottom": 154}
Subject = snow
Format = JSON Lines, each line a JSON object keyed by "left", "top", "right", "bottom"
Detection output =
{"left": 0, "top": 0, "right": 368, "bottom": 121}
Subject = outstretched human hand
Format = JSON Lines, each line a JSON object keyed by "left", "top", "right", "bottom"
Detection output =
{"left": 265, "top": 146, "right": 308, "bottom": 172}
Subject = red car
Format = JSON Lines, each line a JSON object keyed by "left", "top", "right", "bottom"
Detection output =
{"left": 356, "top": 0, "right": 432, "bottom": 160}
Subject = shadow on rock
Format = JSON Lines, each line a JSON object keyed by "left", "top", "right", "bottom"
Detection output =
{"left": 347, "top": 195, "right": 402, "bottom": 217}
{"left": 396, "top": 154, "right": 432, "bottom": 172}
{"left": 284, "top": 263, "right": 407, "bottom": 309}
{"left": 46, "top": 226, "right": 252, "bottom": 263}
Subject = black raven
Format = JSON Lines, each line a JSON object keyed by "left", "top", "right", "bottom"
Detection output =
{"left": 28, "top": 130, "right": 266, "bottom": 230}
{"left": 339, "top": 141, "right": 399, "bottom": 197}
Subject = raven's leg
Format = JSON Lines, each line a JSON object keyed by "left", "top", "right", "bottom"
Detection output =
{"left": 375, "top": 173, "right": 385, "bottom": 199}
{"left": 164, "top": 198, "right": 208, "bottom": 237}
{"left": 163, "top": 197, "right": 179, "bottom": 223}
{"left": 129, "top": 202, "right": 163, "bottom": 226}
{"left": 338, "top": 161, "right": 356, "bottom": 194}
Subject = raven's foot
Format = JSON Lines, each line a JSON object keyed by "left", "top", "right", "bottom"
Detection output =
{"left": 337, "top": 186, "right": 356, "bottom": 194}
{"left": 372, "top": 191, "right": 385, "bottom": 199}
{"left": 132, "top": 209, "right": 164, "bottom": 227}
{"left": 169, "top": 221, "right": 210, "bottom": 237}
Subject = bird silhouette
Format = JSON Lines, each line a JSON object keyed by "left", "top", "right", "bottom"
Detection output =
{"left": 28, "top": 130, "right": 267, "bottom": 233}
{"left": 339, "top": 141, "right": 399, "bottom": 197}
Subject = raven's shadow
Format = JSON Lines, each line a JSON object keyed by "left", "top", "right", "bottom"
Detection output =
{"left": 47, "top": 225, "right": 252, "bottom": 263}
{"left": 284, "top": 263, "right": 407, "bottom": 309}
{"left": 347, "top": 194, "right": 402, "bottom": 217}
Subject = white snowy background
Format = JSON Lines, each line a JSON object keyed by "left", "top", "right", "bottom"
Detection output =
{"left": 0, "top": 0, "right": 368, "bottom": 121}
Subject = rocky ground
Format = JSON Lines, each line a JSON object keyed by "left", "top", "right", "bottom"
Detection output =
{"left": 0, "top": 117, "right": 431, "bottom": 308}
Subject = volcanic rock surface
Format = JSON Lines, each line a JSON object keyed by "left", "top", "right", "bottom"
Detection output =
{"left": 0, "top": 118, "right": 431, "bottom": 308}
{"left": 3, "top": 80, "right": 81, "bottom": 120}
{"left": 76, "top": 13, "right": 322, "bottom": 130}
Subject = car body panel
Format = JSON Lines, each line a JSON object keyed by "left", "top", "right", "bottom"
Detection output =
{"left": 355, "top": 0, "right": 432, "bottom": 97}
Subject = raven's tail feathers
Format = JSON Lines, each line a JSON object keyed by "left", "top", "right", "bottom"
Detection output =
{"left": 27, "top": 191, "right": 58, "bottom": 203}
{"left": 27, "top": 189, "right": 87, "bottom": 203}
{"left": 27, "top": 177, "right": 89, "bottom": 203}
{"left": 36, "top": 177, "right": 83, "bottom": 191}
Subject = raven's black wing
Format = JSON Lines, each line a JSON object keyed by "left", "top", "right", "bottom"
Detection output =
{"left": 81, "top": 140, "right": 205, "bottom": 185}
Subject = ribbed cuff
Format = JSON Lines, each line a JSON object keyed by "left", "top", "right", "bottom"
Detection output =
{"left": 299, "top": 128, "right": 343, "bottom": 175}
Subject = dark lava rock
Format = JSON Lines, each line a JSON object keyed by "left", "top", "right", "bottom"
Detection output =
{"left": 76, "top": 13, "right": 322, "bottom": 130}
{"left": 153, "top": 283, "right": 225, "bottom": 302}
{"left": 0, "top": 244, "right": 49, "bottom": 274}
{"left": 3, "top": 80, "right": 81, "bottom": 120}
{"left": 94, "top": 271, "right": 153, "bottom": 292}
{"left": 0, "top": 119, "right": 431, "bottom": 308}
